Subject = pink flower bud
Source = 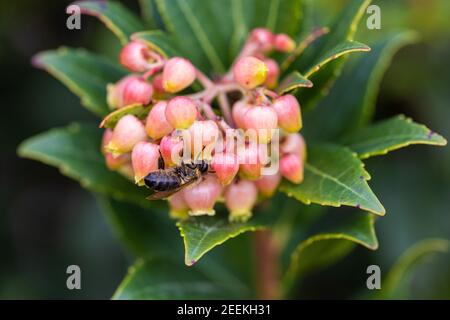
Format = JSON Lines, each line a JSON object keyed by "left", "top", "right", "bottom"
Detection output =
{"left": 159, "top": 134, "right": 184, "bottom": 166}
{"left": 232, "top": 100, "right": 251, "bottom": 129}
{"left": 104, "top": 152, "right": 131, "bottom": 170}
{"left": 165, "top": 96, "right": 198, "bottom": 129}
{"left": 233, "top": 56, "right": 268, "bottom": 90}
{"left": 188, "top": 120, "right": 219, "bottom": 158}
{"left": 255, "top": 173, "right": 281, "bottom": 197}
{"left": 243, "top": 106, "right": 278, "bottom": 143}
{"left": 272, "top": 94, "right": 302, "bottom": 133}
{"left": 281, "top": 133, "right": 307, "bottom": 160}
{"left": 131, "top": 141, "right": 160, "bottom": 185}
{"left": 280, "top": 153, "right": 304, "bottom": 184}
{"left": 250, "top": 28, "right": 274, "bottom": 52}
{"left": 183, "top": 176, "right": 222, "bottom": 216}
{"left": 168, "top": 192, "right": 189, "bottom": 220}
{"left": 145, "top": 101, "right": 174, "bottom": 140}
{"left": 118, "top": 162, "right": 135, "bottom": 180}
{"left": 274, "top": 33, "right": 296, "bottom": 52}
{"left": 107, "top": 75, "right": 132, "bottom": 109}
{"left": 119, "top": 41, "right": 153, "bottom": 72}
{"left": 225, "top": 180, "right": 258, "bottom": 222}
{"left": 212, "top": 152, "right": 239, "bottom": 185}
{"left": 238, "top": 144, "right": 262, "bottom": 180}
{"left": 263, "top": 58, "right": 280, "bottom": 89}
{"left": 122, "top": 76, "right": 153, "bottom": 106}
{"left": 106, "top": 115, "right": 147, "bottom": 154}
{"left": 162, "top": 57, "right": 196, "bottom": 93}
{"left": 101, "top": 129, "right": 114, "bottom": 154}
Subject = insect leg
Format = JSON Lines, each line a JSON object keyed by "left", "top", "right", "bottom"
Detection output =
{"left": 158, "top": 150, "right": 165, "bottom": 170}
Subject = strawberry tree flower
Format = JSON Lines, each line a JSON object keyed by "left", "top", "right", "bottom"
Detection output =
{"left": 98, "top": 28, "right": 308, "bottom": 222}
{"left": 225, "top": 180, "right": 258, "bottom": 222}
{"left": 145, "top": 101, "right": 173, "bottom": 140}
{"left": 162, "top": 57, "right": 197, "bottom": 93}
{"left": 131, "top": 141, "right": 160, "bottom": 185}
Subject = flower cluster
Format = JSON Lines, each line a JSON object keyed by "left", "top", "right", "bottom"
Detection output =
{"left": 102, "top": 28, "right": 306, "bottom": 222}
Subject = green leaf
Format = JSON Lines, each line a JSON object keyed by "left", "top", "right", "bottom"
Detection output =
{"left": 343, "top": 115, "right": 447, "bottom": 159}
{"left": 295, "top": 0, "right": 372, "bottom": 109}
{"left": 177, "top": 215, "right": 265, "bottom": 266}
{"left": 138, "top": 0, "right": 160, "bottom": 29}
{"left": 32, "top": 48, "right": 126, "bottom": 117}
{"left": 376, "top": 239, "right": 449, "bottom": 299}
{"left": 100, "top": 103, "right": 151, "bottom": 129}
{"left": 75, "top": 0, "right": 145, "bottom": 44}
{"left": 304, "top": 40, "right": 371, "bottom": 78}
{"left": 113, "top": 257, "right": 249, "bottom": 299}
{"left": 282, "top": 212, "right": 378, "bottom": 292}
{"left": 131, "top": 30, "right": 181, "bottom": 58}
{"left": 17, "top": 123, "right": 150, "bottom": 206}
{"left": 277, "top": 71, "right": 313, "bottom": 95}
{"left": 98, "top": 196, "right": 179, "bottom": 258}
{"left": 155, "top": 0, "right": 303, "bottom": 72}
{"left": 303, "top": 32, "right": 419, "bottom": 141}
{"left": 280, "top": 145, "right": 385, "bottom": 216}
{"left": 156, "top": 0, "right": 230, "bottom": 72}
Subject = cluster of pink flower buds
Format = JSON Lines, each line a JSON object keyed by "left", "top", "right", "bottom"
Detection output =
{"left": 101, "top": 29, "right": 305, "bottom": 222}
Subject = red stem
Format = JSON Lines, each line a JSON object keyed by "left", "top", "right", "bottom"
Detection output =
{"left": 254, "top": 230, "right": 281, "bottom": 300}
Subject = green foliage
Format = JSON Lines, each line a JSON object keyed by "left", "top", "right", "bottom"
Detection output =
{"left": 177, "top": 215, "right": 265, "bottom": 266}
{"left": 303, "top": 32, "right": 419, "bottom": 141}
{"left": 32, "top": 48, "right": 126, "bottom": 117}
{"left": 372, "top": 239, "right": 449, "bottom": 299}
{"left": 98, "top": 196, "right": 178, "bottom": 258}
{"left": 21, "top": 0, "right": 448, "bottom": 299}
{"left": 280, "top": 145, "right": 385, "bottom": 216}
{"left": 17, "top": 123, "right": 150, "bottom": 206}
{"left": 76, "top": 0, "right": 145, "bottom": 44}
{"left": 343, "top": 115, "right": 447, "bottom": 159}
{"left": 283, "top": 212, "right": 378, "bottom": 292}
{"left": 100, "top": 104, "right": 151, "bottom": 129}
{"left": 277, "top": 71, "right": 312, "bottom": 95}
{"left": 113, "top": 257, "right": 249, "bottom": 299}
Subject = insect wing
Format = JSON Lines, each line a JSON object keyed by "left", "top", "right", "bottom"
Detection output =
{"left": 146, "top": 178, "right": 199, "bottom": 200}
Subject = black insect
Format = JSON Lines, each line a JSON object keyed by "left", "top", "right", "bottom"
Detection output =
{"left": 144, "top": 152, "right": 210, "bottom": 200}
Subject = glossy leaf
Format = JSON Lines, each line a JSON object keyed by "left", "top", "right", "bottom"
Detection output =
{"left": 100, "top": 103, "right": 151, "bottom": 129}
{"left": 98, "top": 196, "right": 179, "bottom": 258}
{"left": 139, "top": 0, "right": 163, "bottom": 29}
{"left": 75, "top": 0, "right": 145, "bottom": 44}
{"left": 17, "top": 123, "right": 150, "bottom": 206}
{"left": 343, "top": 115, "right": 447, "bottom": 159}
{"left": 295, "top": 0, "right": 371, "bottom": 109}
{"left": 277, "top": 71, "right": 313, "bottom": 95}
{"left": 131, "top": 30, "right": 181, "bottom": 58}
{"left": 113, "top": 257, "right": 249, "bottom": 299}
{"left": 156, "top": 0, "right": 231, "bottom": 72}
{"left": 280, "top": 145, "right": 385, "bottom": 216}
{"left": 177, "top": 215, "right": 265, "bottom": 266}
{"left": 282, "top": 212, "right": 378, "bottom": 291}
{"left": 32, "top": 48, "right": 126, "bottom": 117}
{"left": 155, "top": 0, "right": 303, "bottom": 72}
{"left": 304, "top": 40, "right": 370, "bottom": 78}
{"left": 303, "top": 32, "right": 419, "bottom": 141}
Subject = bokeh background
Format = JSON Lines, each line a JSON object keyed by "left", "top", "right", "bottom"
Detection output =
{"left": 1, "top": 0, "right": 449, "bottom": 299}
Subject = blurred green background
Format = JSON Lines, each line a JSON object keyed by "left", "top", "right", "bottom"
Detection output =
{"left": 1, "top": 0, "right": 449, "bottom": 299}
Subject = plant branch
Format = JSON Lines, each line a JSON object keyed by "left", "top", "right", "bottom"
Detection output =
{"left": 254, "top": 230, "right": 281, "bottom": 300}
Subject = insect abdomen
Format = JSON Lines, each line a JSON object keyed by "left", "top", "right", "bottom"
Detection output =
{"left": 144, "top": 171, "right": 181, "bottom": 191}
